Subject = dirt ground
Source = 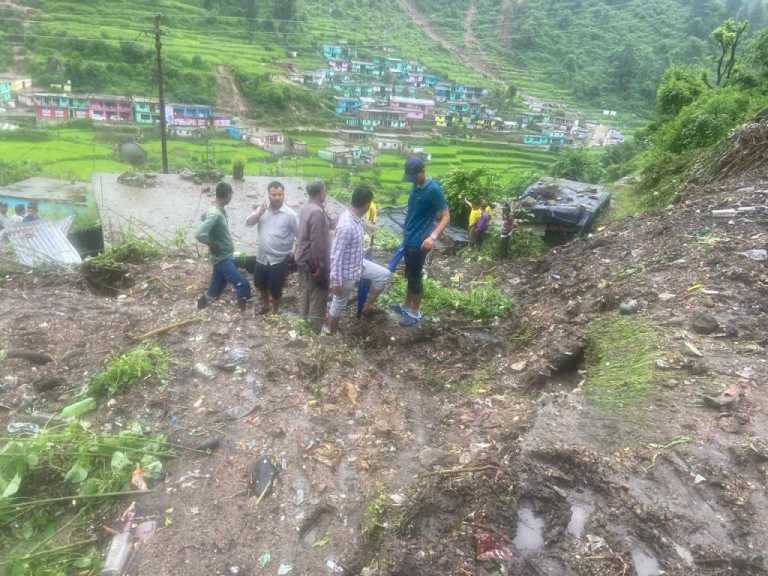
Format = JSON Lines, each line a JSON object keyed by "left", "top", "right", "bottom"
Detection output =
{"left": 2, "top": 163, "right": 768, "bottom": 575}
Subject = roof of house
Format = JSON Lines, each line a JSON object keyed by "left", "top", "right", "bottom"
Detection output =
{"left": 0, "top": 177, "right": 89, "bottom": 203}
{"left": 93, "top": 174, "right": 345, "bottom": 251}
{"left": 390, "top": 96, "right": 435, "bottom": 106}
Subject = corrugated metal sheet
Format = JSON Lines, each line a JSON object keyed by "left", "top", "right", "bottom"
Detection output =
{"left": 1, "top": 218, "right": 82, "bottom": 267}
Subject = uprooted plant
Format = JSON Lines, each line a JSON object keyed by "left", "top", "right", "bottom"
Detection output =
{"left": 0, "top": 423, "right": 173, "bottom": 575}
{"left": 87, "top": 342, "right": 169, "bottom": 397}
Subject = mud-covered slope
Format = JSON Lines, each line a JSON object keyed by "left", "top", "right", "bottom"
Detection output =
{"left": 1, "top": 129, "right": 767, "bottom": 575}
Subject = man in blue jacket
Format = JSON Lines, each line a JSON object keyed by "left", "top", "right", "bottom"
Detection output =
{"left": 394, "top": 157, "right": 450, "bottom": 327}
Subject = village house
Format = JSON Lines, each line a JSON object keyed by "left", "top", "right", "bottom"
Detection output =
{"left": 524, "top": 129, "right": 566, "bottom": 147}
{"left": 68, "top": 95, "right": 92, "bottom": 120}
{"left": 344, "top": 108, "right": 410, "bottom": 131}
{"left": 166, "top": 103, "right": 212, "bottom": 127}
{"left": 169, "top": 126, "right": 206, "bottom": 139}
{"left": 373, "top": 137, "right": 403, "bottom": 152}
{"left": 0, "top": 74, "right": 32, "bottom": 105}
{"left": 322, "top": 44, "right": 347, "bottom": 60}
{"left": 32, "top": 93, "right": 71, "bottom": 121}
{"left": 335, "top": 96, "right": 362, "bottom": 115}
{"left": 318, "top": 144, "right": 375, "bottom": 167}
{"left": 243, "top": 130, "right": 286, "bottom": 154}
{"left": 0, "top": 74, "right": 32, "bottom": 94}
{"left": 89, "top": 95, "right": 133, "bottom": 122}
{"left": 388, "top": 96, "right": 435, "bottom": 120}
{"left": 604, "top": 129, "right": 625, "bottom": 146}
{"left": 350, "top": 60, "right": 380, "bottom": 77}
{"left": 133, "top": 97, "right": 162, "bottom": 124}
{"left": 0, "top": 80, "right": 13, "bottom": 105}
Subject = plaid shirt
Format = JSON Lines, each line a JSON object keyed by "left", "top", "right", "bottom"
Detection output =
{"left": 330, "top": 209, "right": 364, "bottom": 288}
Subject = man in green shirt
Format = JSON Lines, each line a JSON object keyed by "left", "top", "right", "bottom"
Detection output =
{"left": 196, "top": 182, "right": 252, "bottom": 311}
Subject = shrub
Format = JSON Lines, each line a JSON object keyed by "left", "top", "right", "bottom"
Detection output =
{"left": 441, "top": 168, "right": 503, "bottom": 228}
{"left": 660, "top": 88, "right": 750, "bottom": 153}
{"left": 550, "top": 148, "right": 605, "bottom": 183}
{"left": 656, "top": 65, "right": 709, "bottom": 118}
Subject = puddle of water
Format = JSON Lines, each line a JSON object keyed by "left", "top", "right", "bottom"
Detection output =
{"left": 566, "top": 501, "right": 593, "bottom": 538}
{"left": 631, "top": 547, "right": 660, "bottom": 576}
{"left": 513, "top": 505, "right": 545, "bottom": 553}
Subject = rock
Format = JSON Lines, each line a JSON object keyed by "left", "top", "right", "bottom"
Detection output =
{"left": 685, "top": 359, "right": 709, "bottom": 376}
{"left": 691, "top": 313, "right": 720, "bottom": 335}
{"left": 658, "top": 292, "right": 676, "bottom": 302}
{"left": 249, "top": 455, "right": 278, "bottom": 498}
{"left": 511, "top": 360, "right": 527, "bottom": 372}
{"left": 619, "top": 300, "right": 640, "bottom": 315}
{"left": 418, "top": 446, "right": 452, "bottom": 468}
{"left": 193, "top": 363, "right": 215, "bottom": 379}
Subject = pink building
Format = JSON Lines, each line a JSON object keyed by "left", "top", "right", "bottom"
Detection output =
{"left": 89, "top": 95, "right": 133, "bottom": 122}
{"left": 388, "top": 96, "right": 435, "bottom": 120}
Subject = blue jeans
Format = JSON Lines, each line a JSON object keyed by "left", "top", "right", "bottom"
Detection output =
{"left": 207, "top": 257, "right": 251, "bottom": 302}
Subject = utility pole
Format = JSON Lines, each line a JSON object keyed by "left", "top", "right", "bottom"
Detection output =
{"left": 154, "top": 14, "right": 169, "bottom": 174}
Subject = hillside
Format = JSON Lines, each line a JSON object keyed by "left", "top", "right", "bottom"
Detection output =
{"left": 2, "top": 0, "right": 765, "bottom": 118}
{"left": 412, "top": 0, "right": 768, "bottom": 111}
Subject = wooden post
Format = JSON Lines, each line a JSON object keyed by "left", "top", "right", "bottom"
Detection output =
{"left": 154, "top": 14, "right": 169, "bottom": 174}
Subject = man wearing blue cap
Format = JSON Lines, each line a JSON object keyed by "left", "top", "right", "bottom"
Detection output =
{"left": 395, "top": 156, "right": 450, "bottom": 327}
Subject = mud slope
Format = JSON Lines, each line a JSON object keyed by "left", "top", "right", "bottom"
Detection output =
{"left": 1, "top": 128, "right": 767, "bottom": 575}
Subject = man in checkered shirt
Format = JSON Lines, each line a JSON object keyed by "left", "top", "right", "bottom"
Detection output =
{"left": 324, "top": 184, "right": 391, "bottom": 334}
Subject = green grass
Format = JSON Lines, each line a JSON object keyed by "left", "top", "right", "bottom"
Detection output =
{"left": 87, "top": 343, "right": 169, "bottom": 397}
{"left": 382, "top": 275, "right": 512, "bottom": 320}
{"left": 2, "top": 127, "right": 556, "bottom": 211}
{"left": 584, "top": 315, "right": 660, "bottom": 409}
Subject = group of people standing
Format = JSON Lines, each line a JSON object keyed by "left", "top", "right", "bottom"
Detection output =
{"left": 0, "top": 202, "right": 40, "bottom": 231}
{"left": 195, "top": 156, "right": 450, "bottom": 333}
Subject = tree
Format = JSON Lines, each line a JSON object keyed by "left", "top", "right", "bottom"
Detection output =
{"left": 656, "top": 65, "right": 709, "bottom": 117}
{"left": 609, "top": 45, "right": 639, "bottom": 95}
{"left": 550, "top": 149, "right": 604, "bottom": 183}
{"left": 712, "top": 18, "right": 749, "bottom": 86}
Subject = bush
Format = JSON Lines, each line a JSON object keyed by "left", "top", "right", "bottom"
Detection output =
{"left": 659, "top": 88, "right": 750, "bottom": 153}
{"left": 550, "top": 148, "right": 605, "bottom": 183}
{"left": 440, "top": 168, "right": 503, "bottom": 228}
{"left": 656, "top": 65, "right": 709, "bottom": 118}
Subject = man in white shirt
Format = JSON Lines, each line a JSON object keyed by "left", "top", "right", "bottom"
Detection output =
{"left": 246, "top": 181, "right": 298, "bottom": 315}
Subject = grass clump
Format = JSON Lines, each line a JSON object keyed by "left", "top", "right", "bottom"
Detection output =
{"left": 88, "top": 343, "right": 169, "bottom": 397}
{"left": 0, "top": 423, "right": 172, "bottom": 575}
{"left": 383, "top": 276, "right": 512, "bottom": 320}
{"left": 584, "top": 315, "right": 660, "bottom": 409}
{"left": 106, "top": 233, "right": 162, "bottom": 263}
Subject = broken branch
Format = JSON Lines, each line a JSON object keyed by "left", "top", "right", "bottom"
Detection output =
{"left": 131, "top": 317, "right": 202, "bottom": 342}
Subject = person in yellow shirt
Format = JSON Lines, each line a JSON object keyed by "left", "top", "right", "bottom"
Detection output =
{"left": 364, "top": 199, "right": 378, "bottom": 252}
{"left": 466, "top": 198, "right": 484, "bottom": 247}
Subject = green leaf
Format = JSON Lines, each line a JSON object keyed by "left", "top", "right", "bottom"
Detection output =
{"left": 111, "top": 451, "right": 131, "bottom": 473}
{"left": 64, "top": 463, "right": 89, "bottom": 484}
{"left": 1, "top": 473, "right": 22, "bottom": 498}
{"left": 141, "top": 455, "right": 163, "bottom": 480}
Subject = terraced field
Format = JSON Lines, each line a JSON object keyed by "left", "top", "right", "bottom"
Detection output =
{"left": 1, "top": 128, "right": 555, "bottom": 204}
